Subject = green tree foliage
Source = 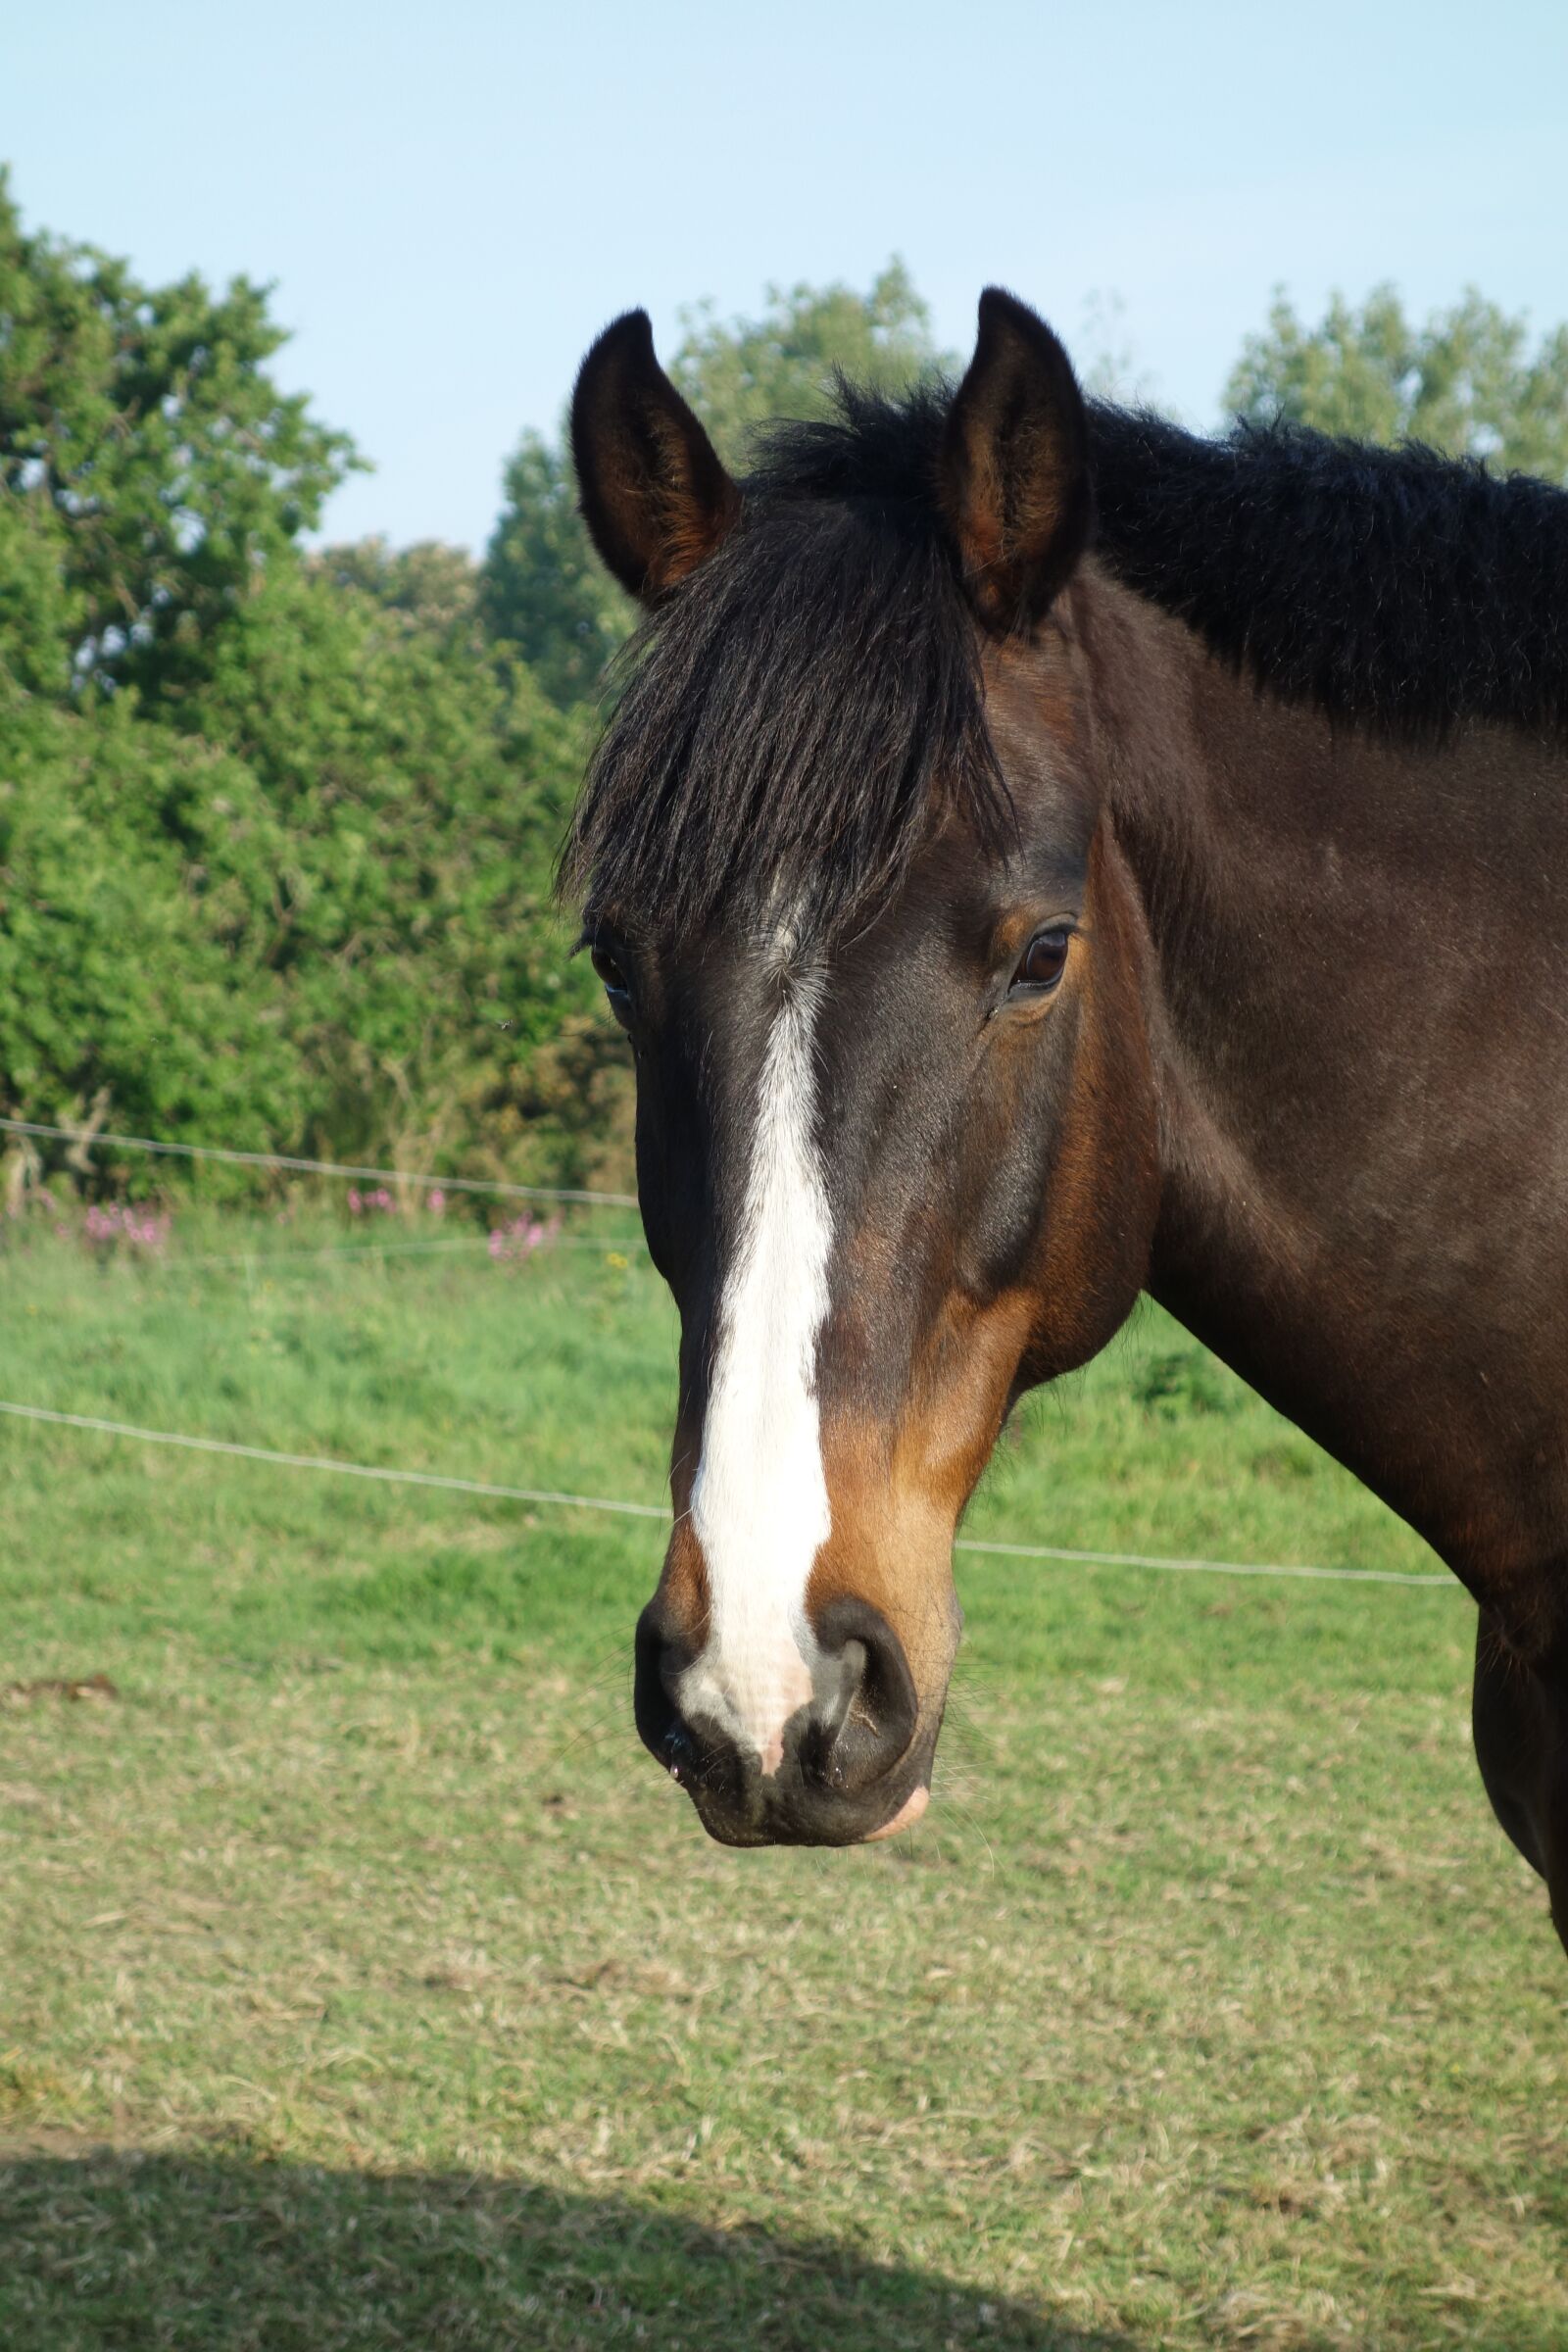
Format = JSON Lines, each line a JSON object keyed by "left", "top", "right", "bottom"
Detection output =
{"left": 179, "top": 559, "right": 613, "bottom": 1176}
{"left": 480, "top": 435, "right": 635, "bottom": 708}
{"left": 1224, "top": 285, "right": 1568, "bottom": 480}
{"left": 668, "top": 258, "right": 951, "bottom": 464}
{"left": 315, "top": 537, "right": 482, "bottom": 637}
{"left": 0, "top": 182, "right": 612, "bottom": 1191}
{"left": 480, "top": 261, "right": 948, "bottom": 707}
{"left": 0, "top": 168, "right": 357, "bottom": 705}
{"left": 0, "top": 697, "right": 299, "bottom": 1146}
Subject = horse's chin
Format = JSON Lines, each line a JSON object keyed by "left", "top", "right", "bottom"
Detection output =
{"left": 677, "top": 1757, "right": 934, "bottom": 1849}
{"left": 860, "top": 1783, "right": 930, "bottom": 1840}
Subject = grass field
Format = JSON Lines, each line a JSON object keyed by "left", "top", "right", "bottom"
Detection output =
{"left": 2, "top": 1207, "right": 1565, "bottom": 2350}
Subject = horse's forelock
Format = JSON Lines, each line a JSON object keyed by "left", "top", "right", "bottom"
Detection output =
{"left": 564, "top": 447, "right": 1012, "bottom": 948}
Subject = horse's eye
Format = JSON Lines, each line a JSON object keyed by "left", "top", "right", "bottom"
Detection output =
{"left": 1011, "top": 926, "right": 1072, "bottom": 994}
{"left": 591, "top": 945, "right": 633, "bottom": 1023}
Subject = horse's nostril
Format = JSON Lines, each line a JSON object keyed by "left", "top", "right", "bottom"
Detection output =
{"left": 808, "top": 1598, "right": 919, "bottom": 1797}
{"left": 634, "top": 1596, "right": 697, "bottom": 1774}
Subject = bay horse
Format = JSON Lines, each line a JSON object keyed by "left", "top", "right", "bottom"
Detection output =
{"left": 565, "top": 289, "right": 1568, "bottom": 1953}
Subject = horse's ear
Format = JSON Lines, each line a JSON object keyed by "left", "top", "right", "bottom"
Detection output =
{"left": 570, "top": 310, "right": 741, "bottom": 604}
{"left": 940, "top": 288, "right": 1092, "bottom": 632}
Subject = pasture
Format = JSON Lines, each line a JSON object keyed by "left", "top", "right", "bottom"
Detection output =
{"left": 2, "top": 1209, "right": 1564, "bottom": 2349}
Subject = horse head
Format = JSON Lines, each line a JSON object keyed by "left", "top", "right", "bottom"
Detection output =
{"left": 567, "top": 291, "right": 1159, "bottom": 1845}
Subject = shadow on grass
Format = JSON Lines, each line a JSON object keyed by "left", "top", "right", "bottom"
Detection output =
{"left": 0, "top": 2146, "right": 1130, "bottom": 2352}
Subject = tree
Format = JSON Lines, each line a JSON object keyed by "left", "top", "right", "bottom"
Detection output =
{"left": 0, "top": 695, "right": 303, "bottom": 1154}
{"left": 480, "top": 434, "right": 635, "bottom": 708}
{"left": 314, "top": 538, "right": 481, "bottom": 639}
{"left": 0, "top": 542, "right": 611, "bottom": 1185}
{"left": 0, "top": 167, "right": 358, "bottom": 707}
{"left": 1224, "top": 285, "right": 1568, "bottom": 480}
{"left": 480, "top": 262, "right": 950, "bottom": 707}
{"left": 0, "top": 179, "right": 617, "bottom": 1191}
{"left": 668, "top": 258, "right": 951, "bottom": 464}
{"left": 165, "top": 555, "right": 604, "bottom": 1176}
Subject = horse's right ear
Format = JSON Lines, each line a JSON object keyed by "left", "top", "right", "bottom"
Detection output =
{"left": 570, "top": 310, "right": 741, "bottom": 604}
{"left": 940, "top": 289, "right": 1092, "bottom": 633}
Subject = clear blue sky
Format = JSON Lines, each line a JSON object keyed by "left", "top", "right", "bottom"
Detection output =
{"left": 8, "top": 0, "right": 1566, "bottom": 551}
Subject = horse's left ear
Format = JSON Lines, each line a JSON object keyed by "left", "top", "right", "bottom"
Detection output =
{"left": 940, "top": 288, "right": 1093, "bottom": 632}
{"left": 571, "top": 309, "right": 741, "bottom": 604}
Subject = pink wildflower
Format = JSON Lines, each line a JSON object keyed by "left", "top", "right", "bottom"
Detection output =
{"left": 486, "top": 1211, "right": 562, "bottom": 1265}
{"left": 80, "top": 1200, "right": 170, "bottom": 1255}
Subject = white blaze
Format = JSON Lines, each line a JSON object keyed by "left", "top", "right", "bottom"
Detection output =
{"left": 682, "top": 973, "right": 833, "bottom": 1775}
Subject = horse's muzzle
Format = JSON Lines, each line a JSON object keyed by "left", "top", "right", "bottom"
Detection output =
{"left": 633, "top": 1592, "right": 933, "bottom": 1845}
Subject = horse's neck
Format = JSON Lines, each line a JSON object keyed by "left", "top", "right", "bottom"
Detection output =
{"left": 1087, "top": 572, "right": 1568, "bottom": 1585}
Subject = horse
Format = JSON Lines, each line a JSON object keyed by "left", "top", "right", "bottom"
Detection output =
{"left": 564, "top": 288, "right": 1568, "bottom": 1953}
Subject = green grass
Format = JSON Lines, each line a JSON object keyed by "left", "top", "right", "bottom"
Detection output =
{"left": 2, "top": 1213, "right": 1564, "bottom": 2350}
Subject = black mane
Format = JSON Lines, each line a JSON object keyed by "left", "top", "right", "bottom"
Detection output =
{"left": 567, "top": 382, "right": 1568, "bottom": 940}
{"left": 1088, "top": 404, "right": 1568, "bottom": 743}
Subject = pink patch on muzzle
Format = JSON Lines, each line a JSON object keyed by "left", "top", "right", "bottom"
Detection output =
{"left": 861, "top": 1784, "right": 930, "bottom": 1842}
